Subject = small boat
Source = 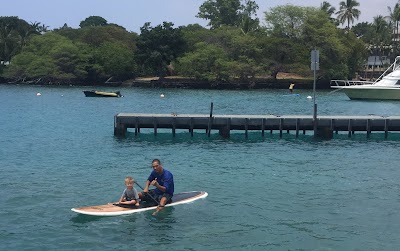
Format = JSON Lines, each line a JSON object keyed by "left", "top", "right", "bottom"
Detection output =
{"left": 83, "top": 90, "right": 122, "bottom": 97}
{"left": 331, "top": 56, "right": 400, "bottom": 100}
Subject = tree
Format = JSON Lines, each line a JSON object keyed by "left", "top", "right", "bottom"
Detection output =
{"left": 351, "top": 22, "right": 375, "bottom": 42}
{"left": 387, "top": 2, "right": 400, "bottom": 60}
{"left": 79, "top": 16, "right": 108, "bottom": 28}
{"left": 175, "top": 42, "right": 230, "bottom": 81}
{"left": 31, "top": 21, "right": 49, "bottom": 34}
{"left": 320, "top": 1, "right": 337, "bottom": 24}
{"left": 370, "top": 15, "right": 391, "bottom": 74}
{"left": 264, "top": 5, "right": 310, "bottom": 40}
{"left": 239, "top": 0, "right": 260, "bottom": 33}
{"left": 320, "top": 1, "right": 336, "bottom": 17}
{"left": 197, "top": 0, "right": 259, "bottom": 32}
{"left": 136, "top": 22, "right": 185, "bottom": 77}
{"left": 77, "top": 25, "right": 137, "bottom": 48}
{"left": 4, "top": 33, "right": 90, "bottom": 82}
{"left": 179, "top": 24, "right": 210, "bottom": 52}
{"left": 0, "top": 17, "right": 38, "bottom": 64}
{"left": 257, "top": 36, "right": 307, "bottom": 79}
{"left": 178, "top": 25, "right": 265, "bottom": 81}
{"left": 264, "top": 4, "right": 365, "bottom": 80}
{"left": 336, "top": 0, "right": 361, "bottom": 29}
{"left": 303, "top": 8, "right": 366, "bottom": 79}
{"left": 197, "top": 0, "right": 241, "bottom": 28}
{"left": 93, "top": 41, "right": 136, "bottom": 80}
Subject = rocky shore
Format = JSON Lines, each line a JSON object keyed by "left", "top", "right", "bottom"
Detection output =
{"left": 1, "top": 76, "right": 332, "bottom": 89}
{"left": 122, "top": 77, "right": 331, "bottom": 90}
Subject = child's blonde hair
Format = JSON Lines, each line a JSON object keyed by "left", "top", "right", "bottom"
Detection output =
{"left": 124, "top": 176, "right": 135, "bottom": 185}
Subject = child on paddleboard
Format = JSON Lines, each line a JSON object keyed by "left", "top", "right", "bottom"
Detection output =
{"left": 118, "top": 176, "right": 140, "bottom": 207}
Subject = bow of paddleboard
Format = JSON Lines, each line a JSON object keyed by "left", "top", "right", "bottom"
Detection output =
{"left": 71, "top": 191, "right": 208, "bottom": 216}
{"left": 282, "top": 93, "right": 300, "bottom": 96}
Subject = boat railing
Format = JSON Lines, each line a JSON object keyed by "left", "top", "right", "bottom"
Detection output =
{"left": 330, "top": 80, "right": 375, "bottom": 87}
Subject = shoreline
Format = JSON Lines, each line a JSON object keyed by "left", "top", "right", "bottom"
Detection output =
{"left": 1, "top": 78, "right": 331, "bottom": 90}
{"left": 124, "top": 78, "right": 331, "bottom": 90}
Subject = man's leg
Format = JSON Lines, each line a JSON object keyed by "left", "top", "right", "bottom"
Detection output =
{"left": 152, "top": 195, "right": 172, "bottom": 215}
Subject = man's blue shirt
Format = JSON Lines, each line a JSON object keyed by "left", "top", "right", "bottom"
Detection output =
{"left": 148, "top": 169, "right": 174, "bottom": 195}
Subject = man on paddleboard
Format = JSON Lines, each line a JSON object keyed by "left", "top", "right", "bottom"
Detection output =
{"left": 138, "top": 159, "right": 174, "bottom": 215}
{"left": 289, "top": 82, "right": 295, "bottom": 93}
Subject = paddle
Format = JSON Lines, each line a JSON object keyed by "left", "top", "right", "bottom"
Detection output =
{"left": 134, "top": 181, "right": 160, "bottom": 206}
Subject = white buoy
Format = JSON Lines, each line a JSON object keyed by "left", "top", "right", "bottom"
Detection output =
{"left": 160, "top": 94, "right": 165, "bottom": 98}
{"left": 307, "top": 96, "right": 312, "bottom": 99}
{"left": 36, "top": 92, "right": 41, "bottom": 96}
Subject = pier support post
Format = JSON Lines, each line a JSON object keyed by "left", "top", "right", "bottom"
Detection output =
{"left": 207, "top": 117, "right": 213, "bottom": 137}
{"left": 330, "top": 119, "right": 335, "bottom": 133}
{"left": 172, "top": 118, "right": 176, "bottom": 137}
{"left": 245, "top": 118, "right": 249, "bottom": 139}
{"left": 384, "top": 119, "right": 388, "bottom": 139}
{"left": 347, "top": 119, "right": 352, "bottom": 138}
{"left": 219, "top": 118, "right": 231, "bottom": 138}
{"left": 190, "top": 117, "right": 194, "bottom": 137}
{"left": 261, "top": 118, "right": 265, "bottom": 137}
{"left": 153, "top": 117, "right": 158, "bottom": 136}
{"left": 114, "top": 116, "right": 127, "bottom": 137}
{"left": 316, "top": 127, "right": 333, "bottom": 140}
{"left": 207, "top": 102, "right": 213, "bottom": 137}
{"left": 135, "top": 117, "right": 140, "bottom": 136}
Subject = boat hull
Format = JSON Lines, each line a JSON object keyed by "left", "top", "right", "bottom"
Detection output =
{"left": 333, "top": 86, "right": 400, "bottom": 100}
{"left": 83, "top": 91, "right": 122, "bottom": 97}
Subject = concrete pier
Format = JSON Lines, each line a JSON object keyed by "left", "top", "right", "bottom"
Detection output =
{"left": 114, "top": 113, "right": 400, "bottom": 139}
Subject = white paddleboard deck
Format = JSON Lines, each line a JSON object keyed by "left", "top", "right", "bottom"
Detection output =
{"left": 71, "top": 191, "right": 208, "bottom": 216}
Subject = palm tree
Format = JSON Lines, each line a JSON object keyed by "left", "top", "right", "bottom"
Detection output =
{"left": 321, "top": 1, "right": 337, "bottom": 25}
{"left": 371, "top": 15, "right": 390, "bottom": 75}
{"left": 240, "top": 0, "right": 259, "bottom": 34}
{"left": 0, "top": 24, "right": 19, "bottom": 64}
{"left": 38, "top": 24, "right": 49, "bottom": 34}
{"left": 320, "top": 1, "right": 336, "bottom": 17}
{"left": 336, "top": 0, "right": 361, "bottom": 29}
{"left": 387, "top": 1, "right": 400, "bottom": 58}
{"left": 30, "top": 21, "right": 49, "bottom": 34}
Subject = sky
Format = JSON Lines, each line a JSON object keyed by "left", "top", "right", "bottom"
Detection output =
{"left": 0, "top": 0, "right": 398, "bottom": 33}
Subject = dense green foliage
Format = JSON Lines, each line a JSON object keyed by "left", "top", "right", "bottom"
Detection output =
{"left": 197, "top": 0, "right": 259, "bottom": 33}
{"left": 3, "top": 22, "right": 137, "bottom": 83}
{"left": 0, "top": 17, "right": 39, "bottom": 63}
{"left": 79, "top": 16, "right": 108, "bottom": 28}
{"left": 136, "top": 22, "right": 185, "bottom": 77}
{"left": 0, "top": 1, "right": 399, "bottom": 84}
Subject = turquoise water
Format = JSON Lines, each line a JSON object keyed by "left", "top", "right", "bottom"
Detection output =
{"left": 1, "top": 85, "right": 400, "bottom": 250}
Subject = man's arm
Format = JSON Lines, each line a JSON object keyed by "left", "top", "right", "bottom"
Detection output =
{"left": 151, "top": 178, "right": 166, "bottom": 192}
{"left": 143, "top": 180, "right": 151, "bottom": 192}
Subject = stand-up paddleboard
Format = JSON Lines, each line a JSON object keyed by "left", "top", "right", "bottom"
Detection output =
{"left": 282, "top": 93, "right": 300, "bottom": 97}
{"left": 71, "top": 191, "right": 208, "bottom": 216}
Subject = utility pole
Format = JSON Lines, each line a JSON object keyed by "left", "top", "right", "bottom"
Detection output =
{"left": 311, "top": 49, "right": 319, "bottom": 137}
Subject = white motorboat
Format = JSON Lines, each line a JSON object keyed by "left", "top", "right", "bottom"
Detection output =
{"left": 331, "top": 56, "right": 400, "bottom": 100}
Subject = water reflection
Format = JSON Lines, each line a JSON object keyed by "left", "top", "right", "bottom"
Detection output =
{"left": 70, "top": 214, "right": 102, "bottom": 224}
{"left": 139, "top": 207, "right": 178, "bottom": 244}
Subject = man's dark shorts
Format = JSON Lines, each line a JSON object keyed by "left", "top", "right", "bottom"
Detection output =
{"left": 142, "top": 189, "right": 172, "bottom": 204}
